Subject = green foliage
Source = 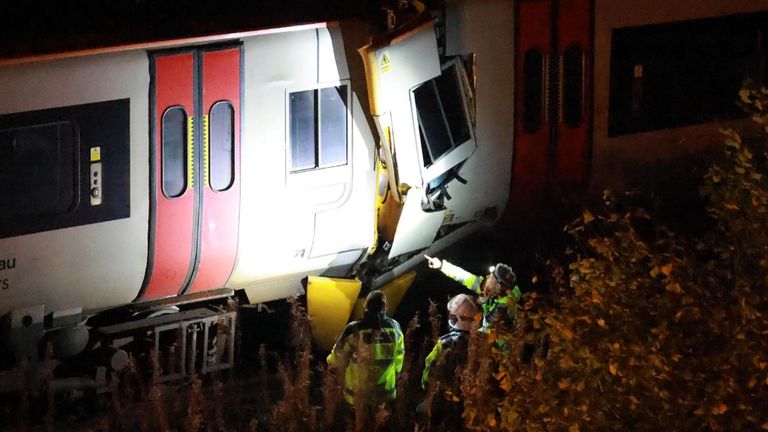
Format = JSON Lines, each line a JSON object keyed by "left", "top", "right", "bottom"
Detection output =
{"left": 467, "top": 82, "right": 768, "bottom": 431}
{"left": 11, "top": 85, "right": 768, "bottom": 432}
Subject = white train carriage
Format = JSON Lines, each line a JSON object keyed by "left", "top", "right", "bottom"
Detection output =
{"left": 0, "top": 25, "right": 370, "bottom": 387}
{"left": 0, "top": 2, "right": 518, "bottom": 389}
{"left": 4, "top": 0, "right": 768, "bottom": 391}
{"left": 0, "top": 22, "right": 382, "bottom": 314}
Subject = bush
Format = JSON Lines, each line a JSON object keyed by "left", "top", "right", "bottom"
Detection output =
{"left": 14, "top": 86, "right": 768, "bottom": 432}
{"left": 471, "top": 82, "right": 768, "bottom": 431}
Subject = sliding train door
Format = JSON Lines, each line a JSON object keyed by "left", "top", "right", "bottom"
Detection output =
{"left": 553, "top": 0, "right": 592, "bottom": 200}
{"left": 508, "top": 0, "right": 592, "bottom": 219}
{"left": 510, "top": 0, "right": 552, "bottom": 215}
{"left": 141, "top": 45, "right": 241, "bottom": 301}
{"left": 186, "top": 47, "right": 241, "bottom": 294}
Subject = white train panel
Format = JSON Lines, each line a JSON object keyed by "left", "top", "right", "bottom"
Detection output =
{"left": 227, "top": 26, "right": 376, "bottom": 302}
{"left": 441, "top": 0, "right": 516, "bottom": 224}
{"left": 0, "top": 51, "right": 149, "bottom": 317}
{"left": 592, "top": 0, "right": 768, "bottom": 191}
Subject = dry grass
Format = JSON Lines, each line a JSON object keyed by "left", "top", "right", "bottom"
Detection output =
{"left": 1, "top": 296, "right": 497, "bottom": 432}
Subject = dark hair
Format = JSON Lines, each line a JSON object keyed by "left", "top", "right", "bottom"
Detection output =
{"left": 360, "top": 290, "right": 387, "bottom": 328}
{"left": 492, "top": 263, "right": 517, "bottom": 289}
{"left": 364, "top": 290, "right": 386, "bottom": 313}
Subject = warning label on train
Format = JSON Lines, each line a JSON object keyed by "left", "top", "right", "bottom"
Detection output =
{"left": 379, "top": 51, "right": 392, "bottom": 74}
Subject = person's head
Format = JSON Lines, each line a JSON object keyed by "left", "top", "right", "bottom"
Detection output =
{"left": 364, "top": 290, "right": 387, "bottom": 315}
{"left": 447, "top": 294, "right": 481, "bottom": 331}
{"left": 483, "top": 263, "right": 517, "bottom": 298}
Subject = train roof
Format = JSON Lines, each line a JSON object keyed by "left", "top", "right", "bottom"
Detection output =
{"left": 0, "top": 22, "right": 332, "bottom": 66}
{"left": 0, "top": 0, "right": 378, "bottom": 64}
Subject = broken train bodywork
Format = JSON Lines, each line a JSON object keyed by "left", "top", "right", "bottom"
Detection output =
{"left": 310, "top": 9, "right": 515, "bottom": 350}
{"left": 0, "top": 1, "right": 515, "bottom": 388}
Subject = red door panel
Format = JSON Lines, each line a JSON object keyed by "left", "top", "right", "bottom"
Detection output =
{"left": 507, "top": 0, "right": 593, "bottom": 222}
{"left": 554, "top": 0, "right": 592, "bottom": 201}
{"left": 187, "top": 47, "right": 241, "bottom": 294}
{"left": 508, "top": 0, "right": 552, "bottom": 220}
{"left": 142, "top": 52, "right": 196, "bottom": 300}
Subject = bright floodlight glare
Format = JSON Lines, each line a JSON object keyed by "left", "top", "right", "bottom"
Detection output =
{"left": 489, "top": 265, "right": 495, "bottom": 273}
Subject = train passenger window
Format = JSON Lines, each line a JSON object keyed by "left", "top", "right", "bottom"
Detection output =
{"left": 319, "top": 86, "right": 348, "bottom": 167}
{"left": 523, "top": 48, "right": 544, "bottom": 133}
{"left": 209, "top": 101, "right": 234, "bottom": 192}
{"left": 0, "top": 121, "right": 77, "bottom": 219}
{"left": 289, "top": 85, "right": 349, "bottom": 172}
{"left": 609, "top": 11, "right": 768, "bottom": 136}
{"left": 289, "top": 90, "right": 316, "bottom": 171}
{"left": 414, "top": 63, "right": 471, "bottom": 167}
{"left": 162, "top": 106, "right": 187, "bottom": 198}
{"left": 0, "top": 99, "right": 130, "bottom": 239}
{"left": 563, "top": 44, "right": 584, "bottom": 128}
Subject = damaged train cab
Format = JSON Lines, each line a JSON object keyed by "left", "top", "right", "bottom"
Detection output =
{"left": 0, "top": 5, "right": 516, "bottom": 390}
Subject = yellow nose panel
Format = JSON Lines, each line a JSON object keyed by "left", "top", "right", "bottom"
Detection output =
{"left": 309, "top": 271, "right": 417, "bottom": 352}
{"left": 351, "top": 271, "right": 417, "bottom": 320}
{"left": 307, "top": 276, "right": 362, "bottom": 352}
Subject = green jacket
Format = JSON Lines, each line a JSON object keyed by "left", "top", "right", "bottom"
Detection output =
{"left": 327, "top": 312, "right": 405, "bottom": 405}
{"left": 421, "top": 330, "right": 470, "bottom": 391}
{"left": 440, "top": 260, "right": 521, "bottom": 330}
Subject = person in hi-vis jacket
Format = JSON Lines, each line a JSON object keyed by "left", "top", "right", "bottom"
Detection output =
{"left": 425, "top": 255, "right": 521, "bottom": 330}
{"left": 327, "top": 290, "right": 405, "bottom": 409}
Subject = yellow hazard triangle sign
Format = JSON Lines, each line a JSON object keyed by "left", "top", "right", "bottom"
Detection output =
{"left": 380, "top": 51, "right": 392, "bottom": 74}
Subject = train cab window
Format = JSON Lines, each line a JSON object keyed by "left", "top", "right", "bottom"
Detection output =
{"left": 209, "top": 101, "right": 234, "bottom": 192}
{"left": 563, "top": 44, "right": 584, "bottom": 128}
{"left": 413, "top": 63, "right": 471, "bottom": 167}
{"left": 161, "top": 106, "right": 187, "bottom": 198}
{"left": 523, "top": 48, "right": 544, "bottom": 133}
{"left": 0, "top": 121, "right": 77, "bottom": 219}
{"left": 289, "top": 84, "right": 349, "bottom": 172}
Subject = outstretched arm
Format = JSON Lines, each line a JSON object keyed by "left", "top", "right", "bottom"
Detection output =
{"left": 425, "top": 255, "right": 483, "bottom": 294}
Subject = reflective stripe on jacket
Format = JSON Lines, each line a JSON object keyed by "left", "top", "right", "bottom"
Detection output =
{"left": 439, "top": 260, "right": 522, "bottom": 329}
{"left": 327, "top": 313, "right": 405, "bottom": 405}
{"left": 440, "top": 260, "right": 483, "bottom": 294}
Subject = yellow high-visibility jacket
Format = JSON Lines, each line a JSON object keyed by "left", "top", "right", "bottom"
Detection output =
{"left": 327, "top": 312, "right": 405, "bottom": 405}
{"left": 440, "top": 260, "right": 522, "bottom": 330}
{"left": 421, "top": 329, "right": 469, "bottom": 391}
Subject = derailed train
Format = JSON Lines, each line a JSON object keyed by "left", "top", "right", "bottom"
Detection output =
{"left": 0, "top": 2, "right": 519, "bottom": 390}
{"left": 3, "top": 0, "right": 768, "bottom": 390}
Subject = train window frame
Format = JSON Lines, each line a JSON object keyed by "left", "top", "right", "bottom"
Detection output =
{"left": 562, "top": 44, "right": 585, "bottom": 128}
{"left": 0, "top": 121, "right": 79, "bottom": 220}
{"left": 411, "top": 58, "right": 477, "bottom": 187}
{"left": 161, "top": 106, "right": 188, "bottom": 198}
{"left": 208, "top": 100, "right": 235, "bottom": 192}
{"left": 522, "top": 48, "right": 545, "bottom": 133}
{"left": 608, "top": 11, "right": 768, "bottom": 136}
{"left": 287, "top": 83, "right": 350, "bottom": 174}
{"left": 0, "top": 99, "right": 130, "bottom": 239}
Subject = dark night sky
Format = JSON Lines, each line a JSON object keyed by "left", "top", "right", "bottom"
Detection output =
{"left": 0, "top": 0, "right": 384, "bottom": 58}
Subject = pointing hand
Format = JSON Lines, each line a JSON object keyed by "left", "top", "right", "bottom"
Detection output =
{"left": 424, "top": 255, "right": 442, "bottom": 269}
